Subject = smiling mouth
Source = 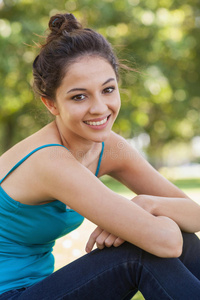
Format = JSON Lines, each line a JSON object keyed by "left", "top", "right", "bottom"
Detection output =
{"left": 83, "top": 115, "right": 111, "bottom": 126}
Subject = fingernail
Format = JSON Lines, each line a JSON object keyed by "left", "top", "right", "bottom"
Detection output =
{"left": 85, "top": 247, "right": 90, "bottom": 253}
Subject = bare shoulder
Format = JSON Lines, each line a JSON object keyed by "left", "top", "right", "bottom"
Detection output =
{"left": 37, "top": 144, "right": 119, "bottom": 213}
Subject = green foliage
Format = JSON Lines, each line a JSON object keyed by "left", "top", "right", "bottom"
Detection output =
{"left": 132, "top": 291, "right": 145, "bottom": 300}
{"left": 0, "top": 0, "right": 200, "bottom": 161}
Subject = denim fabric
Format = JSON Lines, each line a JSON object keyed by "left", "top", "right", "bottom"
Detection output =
{"left": 1, "top": 232, "right": 200, "bottom": 300}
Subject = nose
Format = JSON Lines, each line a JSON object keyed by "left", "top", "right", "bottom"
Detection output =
{"left": 89, "top": 94, "right": 108, "bottom": 115}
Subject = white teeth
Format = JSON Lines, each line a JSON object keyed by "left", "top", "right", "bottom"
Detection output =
{"left": 85, "top": 117, "right": 108, "bottom": 126}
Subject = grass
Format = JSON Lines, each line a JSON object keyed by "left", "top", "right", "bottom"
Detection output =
{"left": 131, "top": 292, "right": 144, "bottom": 300}
{"left": 171, "top": 178, "right": 200, "bottom": 190}
{"left": 101, "top": 175, "right": 134, "bottom": 197}
{"left": 101, "top": 175, "right": 200, "bottom": 196}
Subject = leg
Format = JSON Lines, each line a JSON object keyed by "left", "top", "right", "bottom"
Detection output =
{"left": 17, "top": 243, "right": 140, "bottom": 300}
{"left": 13, "top": 241, "right": 200, "bottom": 300}
{"left": 139, "top": 248, "right": 200, "bottom": 300}
{"left": 137, "top": 232, "right": 200, "bottom": 300}
{"left": 179, "top": 232, "right": 200, "bottom": 280}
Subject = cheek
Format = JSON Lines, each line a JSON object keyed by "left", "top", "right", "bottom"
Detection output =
{"left": 67, "top": 106, "right": 85, "bottom": 123}
{"left": 113, "top": 95, "right": 121, "bottom": 113}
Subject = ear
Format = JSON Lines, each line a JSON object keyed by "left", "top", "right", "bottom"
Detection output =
{"left": 41, "top": 97, "right": 59, "bottom": 116}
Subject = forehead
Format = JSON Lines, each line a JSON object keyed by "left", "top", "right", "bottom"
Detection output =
{"left": 62, "top": 56, "right": 116, "bottom": 85}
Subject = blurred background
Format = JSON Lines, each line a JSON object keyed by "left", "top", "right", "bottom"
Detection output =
{"left": 1, "top": 0, "right": 200, "bottom": 168}
{"left": 0, "top": 1, "right": 200, "bottom": 299}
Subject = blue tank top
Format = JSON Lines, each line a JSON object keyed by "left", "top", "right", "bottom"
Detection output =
{"left": 0, "top": 143, "right": 104, "bottom": 294}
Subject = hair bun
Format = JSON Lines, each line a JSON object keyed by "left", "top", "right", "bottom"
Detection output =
{"left": 49, "top": 13, "right": 82, "bottom": 34}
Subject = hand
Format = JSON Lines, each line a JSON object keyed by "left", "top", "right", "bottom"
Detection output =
{"left": 132, "top": 194, "right": 157, "bottom": 215}
{"left": 85, "top": 226, "right": 125, "bottom": 253}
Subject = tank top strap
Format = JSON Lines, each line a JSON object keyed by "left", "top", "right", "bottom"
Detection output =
{"left": 95, "top": 142, "right": 104, "bottom": 177}
{"left": 0, "top": 144, "right": 68, "bottom": 184}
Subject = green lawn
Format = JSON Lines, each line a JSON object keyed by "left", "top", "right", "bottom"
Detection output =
{"left": 101, "top": 175, "right": 200, "bottom": 195}
{"left": 132, "top": 292, "right": 144, "bottom": 300}
{"left": 171, "top": 178, "right": 200, "bottom": 191}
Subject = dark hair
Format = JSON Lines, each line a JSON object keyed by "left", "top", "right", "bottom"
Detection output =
{"left": 33, "top": 13, "right": 119, "bottom": 101}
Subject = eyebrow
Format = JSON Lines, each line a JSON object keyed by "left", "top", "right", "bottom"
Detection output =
{"left": 67, "top": 77, "right": 115, "bottom": 94}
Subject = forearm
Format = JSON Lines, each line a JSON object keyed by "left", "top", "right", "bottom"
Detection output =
{"left": 101, "top": 198, "right": 183, "bottom": 258}
{"left": 143, "top": 215, "right": 183, "bottom": 258}
{"left": 133, "top": 195, "right": 200, "bottom": 233}
{"left": 96, "top": 193, "right": 184, "bottom": 258}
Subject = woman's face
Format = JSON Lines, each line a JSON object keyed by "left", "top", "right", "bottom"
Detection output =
{"left": 53, "top": 55, "right": 121, "bottom": 143}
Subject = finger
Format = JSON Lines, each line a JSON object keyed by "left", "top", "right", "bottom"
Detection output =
{"left": 104, "top": 234, "right": 117, "bottom": 248}
{"left": 85, "top": 226, "right": 103, "bottom": 253}
{"left": 113, "top": 237, "right": 125, "bottom": 247}
{"left": 96, "top": 230, "right": 110, "bottom": 250}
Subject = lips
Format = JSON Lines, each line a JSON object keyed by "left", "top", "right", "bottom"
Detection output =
{"left": 83, "top": 115, "right": 110, "bottom": 126}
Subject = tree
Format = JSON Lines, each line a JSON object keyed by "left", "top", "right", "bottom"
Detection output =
{"left": 0, "top": 0, "right": 200, "bottom": 166}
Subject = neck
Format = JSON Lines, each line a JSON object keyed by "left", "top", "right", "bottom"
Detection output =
{"left": 54, "top": 120, "right": 100, "bottom": 163}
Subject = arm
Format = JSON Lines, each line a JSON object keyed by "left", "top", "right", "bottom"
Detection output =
{"left": 39, "top": 146, "right": 182, "bottom": 258}
{"left": 132, "top": 194, "right": 200, "bottom": 233}
{"left": 101, "top": 132, "right": 200, "bottom": 233}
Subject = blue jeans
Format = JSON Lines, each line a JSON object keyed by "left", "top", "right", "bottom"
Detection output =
{"left": 1, "top": 232, "right": 200, "bottom": 300}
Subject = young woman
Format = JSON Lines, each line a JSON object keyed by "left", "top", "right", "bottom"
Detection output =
{"left": 0, "top": 13, "right": 200, "bottom": 300}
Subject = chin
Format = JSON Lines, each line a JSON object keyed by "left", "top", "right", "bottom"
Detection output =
{"left": 90, "top": 132, "right": 111, "bottom": 143}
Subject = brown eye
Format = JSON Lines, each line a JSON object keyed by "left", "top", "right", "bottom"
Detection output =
{"left": 72, "top": 94, "right": 86, "bottom": 101}
{"left": 103, "top": 87, "right": 115, "bottom": 94}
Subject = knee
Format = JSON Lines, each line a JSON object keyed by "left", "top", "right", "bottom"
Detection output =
{"left": 182, "top": 232, "right": 199, "bottom": 246}
{"left": 103, "top": 242, "right": 143, "bottom": 264}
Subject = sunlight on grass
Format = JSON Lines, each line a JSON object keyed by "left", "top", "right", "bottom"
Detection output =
{"left": 132, "top": 291, "right": 144, "bottom": 299}
{"left": 101, "top": 175, "right": 200, "bottom": 203}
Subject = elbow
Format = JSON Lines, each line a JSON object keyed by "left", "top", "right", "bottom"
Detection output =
{"left": 155, "top": 216, "right": 183, "bottom": 258}
{"left": 168, "top": 240, "right": 183, "bottom": 258}
{"left": 163, "top": 229, "right": 183, "bottom": 258}
{"left": 159, "top": 237, "right": 183, "bottom": 258}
